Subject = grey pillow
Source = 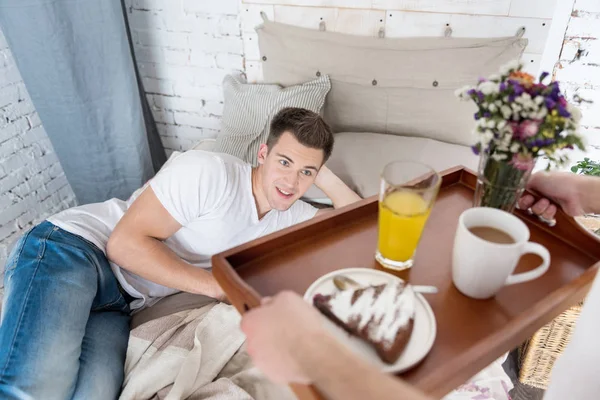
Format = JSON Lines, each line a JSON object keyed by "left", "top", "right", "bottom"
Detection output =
{"left": 214, "top": 74, "right": 331, "bottom": 166}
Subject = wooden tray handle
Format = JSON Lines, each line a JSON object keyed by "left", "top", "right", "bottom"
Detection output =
{"left": 212, "top": 257, "right": 262, "bottom": 314}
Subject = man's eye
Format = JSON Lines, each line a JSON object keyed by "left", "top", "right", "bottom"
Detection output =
{"left": 302, "top": 170, "right": 312, "bottom": 176}
{"left": 279, "top": 159, "right": 289, "bottom": 166}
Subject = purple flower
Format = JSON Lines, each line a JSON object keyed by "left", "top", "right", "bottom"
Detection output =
{"left": 477, "top": 91, "right": 485, "bottom": 102}
{"left": 478, "top": 77, "right": 487, "bottom": 83}
{"left": 474, "top": 112, "right": 481, "bottom": 120}
{"left": 483, "top": 111, "right": 492, "bottom": 118}
{"left": 471, "top": 145, "right": 481, "bottom": 155}
{"left": 526, "top": 139, "right": 541, "bottom": 149}
{"left": 558, "top": 96, "right": 568, "bottom": 107}
{"left": 499, "top": 82, "right": 507, "bottom": 92}
{"left": 539, "top": 71, "right": 549, "bottom": 82}
{"left": 545, "top": 98, "right": 556, "bottom": 110}
{"left": 468, "top": 89, "right": 477, "bottom": 96}
{"left": 550, "top": 82, "right": 561, "bottom": 100}
{"left": 557, "top": 104, "right": 571, "bottom": 118}
{"left": 527, "top": 138, "right": 555, "bottom": 149}
{"left": 512, "top": 81, "right": 524, "bottom": 96}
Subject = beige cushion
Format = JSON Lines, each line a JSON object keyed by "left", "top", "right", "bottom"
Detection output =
{"left": 303, "top": 132, "right": 478, "bottom": 199}
{"left": 214, "top": 73, "right": 331, "bottom": 166}
{"left": 257, "top": 20, "right": 527, "bottom": 147}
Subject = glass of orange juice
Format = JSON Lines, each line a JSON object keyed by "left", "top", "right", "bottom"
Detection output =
{"left": 376, "top": 161, "right": 441, "bottom": 271}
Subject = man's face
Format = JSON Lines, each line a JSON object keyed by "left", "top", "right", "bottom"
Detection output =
{"left": 257, "top": 131, "right": 325, "bottom": 211}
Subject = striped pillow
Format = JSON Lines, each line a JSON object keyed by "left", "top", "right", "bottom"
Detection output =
{"left": 214, "top": 74, "right": 331, "bottom": 166}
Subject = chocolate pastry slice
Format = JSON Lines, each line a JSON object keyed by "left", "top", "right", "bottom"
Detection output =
{"left": 313, "top": 282, "right": 415, "bottom": 364}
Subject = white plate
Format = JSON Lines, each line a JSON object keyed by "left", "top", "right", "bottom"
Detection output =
{"left": 304, "top": 268, "right": 437, "bottom": 373}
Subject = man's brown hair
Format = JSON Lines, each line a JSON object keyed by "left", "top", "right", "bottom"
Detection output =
{"left": 266, "top": 107, "right": 334, "bottom": 163}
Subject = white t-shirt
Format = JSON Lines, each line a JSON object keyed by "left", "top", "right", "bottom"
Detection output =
{"left": 48, "top": 151, "right": 318, "bottom": 310}
{"left": 543, "top": 269, "right": 600, "bottom": 400}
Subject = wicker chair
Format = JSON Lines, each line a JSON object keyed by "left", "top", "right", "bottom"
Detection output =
{"left": 518, "top": 302, "right": 583, "bottom": 389}
{"left": 517, "top": 217, "right": 598, "bottom": 389}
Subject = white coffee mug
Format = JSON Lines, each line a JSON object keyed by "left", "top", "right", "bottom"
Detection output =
{"left": 452, "top": 207, "right": 551, "bottom": 299}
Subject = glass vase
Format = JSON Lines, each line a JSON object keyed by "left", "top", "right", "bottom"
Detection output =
{"left": 474, "top": 151, "right": 534, "bottom": 213}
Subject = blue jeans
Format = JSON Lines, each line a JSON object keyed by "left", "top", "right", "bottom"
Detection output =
{"left": 0, "top": 221, "right": 131, "bottom": 400}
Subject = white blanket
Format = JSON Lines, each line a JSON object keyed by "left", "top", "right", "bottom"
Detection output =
{"left": 121, "top": 301, "right": 512, "bottom": 400}
{"left": 120, "top": 302, "right": 295, "bottom": 400}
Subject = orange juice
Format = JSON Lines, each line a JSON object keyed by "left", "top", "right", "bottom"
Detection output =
{"left": 378, "top": 191, "right": 431, "bottom": 262}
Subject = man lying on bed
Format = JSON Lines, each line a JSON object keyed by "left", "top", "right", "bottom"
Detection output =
{"left": 0, "top": 107, "right": 361, "bottom": 400}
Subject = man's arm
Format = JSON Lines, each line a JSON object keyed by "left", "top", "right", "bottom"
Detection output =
{"left": 314, "top": 165, "right": 362, "bottom": 214}
{"left": 106, "top": 187, "right": 224, "bottom": 300}
{"left": 241, "top": 291, "right": 432, "bottom": 400}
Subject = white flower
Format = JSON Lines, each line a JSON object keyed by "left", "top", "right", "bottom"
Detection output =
{"left": 495, "top": 100, "right": 503, "bottom": 107}
{"left": 501, "top": 105, "right": 512, "bottom": 119}
{"left": 489, "top": 74, "right": 501, "bottom": 82}
{"left": 511, "top": 103, "right": 522, "bottom": 112}
{"left": 479, "top": 81, "right": 498, "bottom": 95}
{"left": 499, "top": 60, "right": 522, "bottom": 76}
{"left": 480, "top": 130, "right": 494, "bottom": 146}
{"left": 491, "top": 153, "right": 509, "bottom": 161}
{"left": 567, "top": 103, "right": 582, "bottom": 124}
{"left": 454, "top": 85, "right": 472, "bottom": 98}
{"left": 486, "top": 119, "right": 496, "bottom": 129}
{"left": 536, "top": 108, "right": 548, "bottom": 119}
{"left": 524, "top": 100, "right": 537, "bottom": 110}
{"left": 534, "top": 96, "right": 544, "bottom": 105}
{"left": 488, "top": 103, "right": 498, "bottom": 112}
{"left": 497, "top": 120, "right": 507, "bottom": 130}
{"left": 510, "top": 143, "right": 521, "bottom": 153}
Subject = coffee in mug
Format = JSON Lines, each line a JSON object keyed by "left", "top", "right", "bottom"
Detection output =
{"left": 452, "top": 207, "right": 551, "bottom": 299}
{"left": 467, "top": 226, "right": 515, "bottom": 245}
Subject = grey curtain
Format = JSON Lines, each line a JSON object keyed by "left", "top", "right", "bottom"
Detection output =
{"left": 0, "top": 0, "right": 166, "bottom": 204}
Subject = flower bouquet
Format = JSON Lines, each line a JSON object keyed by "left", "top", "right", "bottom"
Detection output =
{"left": 456, "top": 60, "right": 585, "bottom": 212}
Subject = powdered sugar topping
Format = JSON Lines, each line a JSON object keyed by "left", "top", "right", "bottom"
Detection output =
{"left": 326, "top": 282, "right": 416, "bottom": 349}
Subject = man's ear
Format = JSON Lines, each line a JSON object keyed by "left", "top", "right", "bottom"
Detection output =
{"left": 257, "top": 144, "right": 269, "bottom": 165}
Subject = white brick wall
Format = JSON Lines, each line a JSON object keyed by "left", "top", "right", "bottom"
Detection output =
{"left": 125, "top": 0, "right": 244, "bottom": 156}
{"left": 554, "top": 0, "right": 600, "bottom": 166}
{"left": 0, "top": 28, "right": 77, "bottom": 282}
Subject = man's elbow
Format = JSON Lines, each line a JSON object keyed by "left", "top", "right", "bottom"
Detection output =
{"left": 106, "top": 231, "right": 126, "bottom": 263}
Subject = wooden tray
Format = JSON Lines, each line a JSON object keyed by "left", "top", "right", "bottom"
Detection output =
{"left": 213, "top": 166, "right": 600, "bottom": 399}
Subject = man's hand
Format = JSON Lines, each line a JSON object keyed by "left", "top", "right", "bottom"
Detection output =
{"left": 241, "top": 291, "right": 435, "bottom": 400}
{"left": 518, "top": 171, "right": 587, "bottom": 220}
{"left": 240, "top": 291, "right": 326, "bottom": 384}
